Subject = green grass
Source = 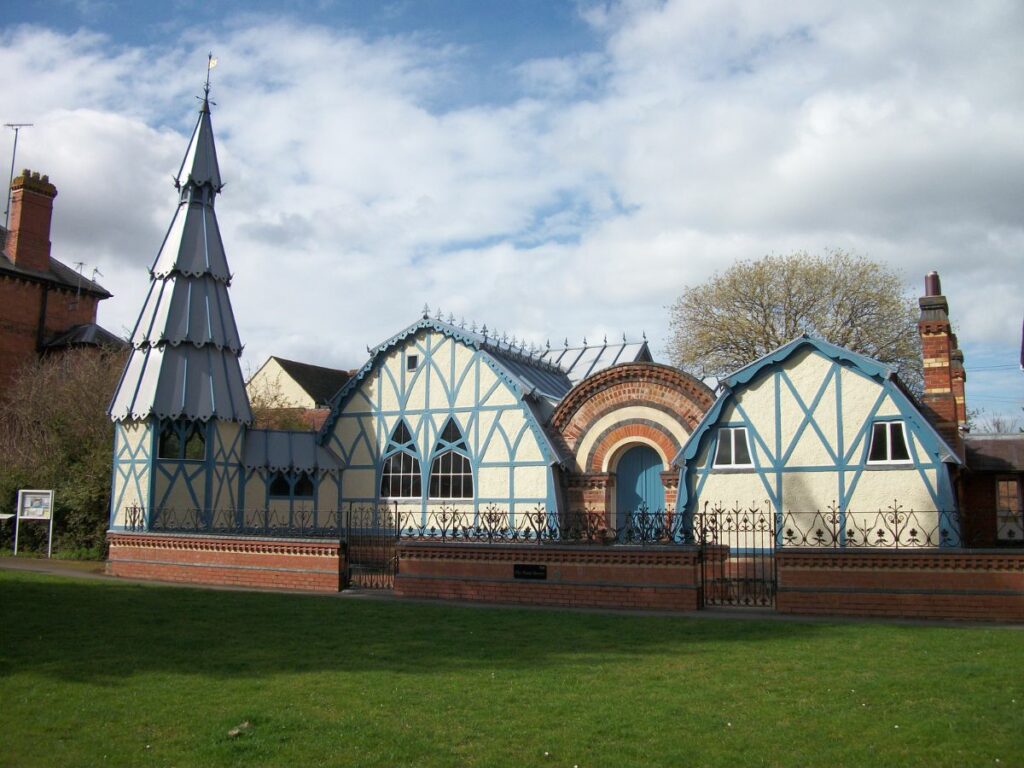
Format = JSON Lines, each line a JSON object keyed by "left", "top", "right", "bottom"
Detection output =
{"left": 0, "top": 571, "right": 1021, "bottom": 767}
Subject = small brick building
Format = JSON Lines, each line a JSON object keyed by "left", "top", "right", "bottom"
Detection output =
{"left": 0, "top": 169, "right": 122, "bottom": 384}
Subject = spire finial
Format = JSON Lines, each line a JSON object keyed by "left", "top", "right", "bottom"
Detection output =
{"left": 204, "top": 53, "right": 218, "bottom": 100}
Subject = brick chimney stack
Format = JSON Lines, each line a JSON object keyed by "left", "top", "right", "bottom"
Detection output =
{"left": 4, "top": 169, "right": 58, "bottom": 273}
{"left": 918, "top": 271, "right": 967, "bottom": 450}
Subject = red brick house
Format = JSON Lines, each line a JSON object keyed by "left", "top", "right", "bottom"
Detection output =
{"left": 0, "top": 169, "right": 123, "bottom": 384}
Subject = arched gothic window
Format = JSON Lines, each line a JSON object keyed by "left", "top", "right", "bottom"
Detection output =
{"left": 429, "top": 418, "right": 473, "bottom": 499}
{"left": 380, "top": 421, "right": 422, "bottom": 498}
{"left": 158, "top": 420, "right": 206, "bottom": 461}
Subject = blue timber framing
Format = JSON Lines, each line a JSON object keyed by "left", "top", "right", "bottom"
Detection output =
{"left": 676, "top": 336, "right": 961, "bottom": 542}
{"left": 321, "top": 318, "right": 564, "bottom": 520}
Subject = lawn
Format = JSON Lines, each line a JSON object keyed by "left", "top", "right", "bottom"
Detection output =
{"left": 0, "top": 570, "right": 1021, "bottom": 767}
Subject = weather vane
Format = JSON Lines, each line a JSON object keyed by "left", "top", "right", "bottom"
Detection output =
{"left": 204, "top": 52, "right": 218, "bottom": 98}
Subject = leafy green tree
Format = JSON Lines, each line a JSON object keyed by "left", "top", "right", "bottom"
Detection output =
{"left": 0, "top": 348, "right": 127, "bottom": 556}
{"left": 668, "top": 251, "right": 922, "bottom": 389}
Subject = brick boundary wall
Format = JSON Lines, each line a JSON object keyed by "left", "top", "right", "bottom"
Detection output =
{"left": 106, "top": 532, "right": 344, "bottom": 592}
{"left": 776, "top": 549, "right": 1024, "bottom": 622}
{"left": 394, "top": 542, "right": 702, "bottom": 611}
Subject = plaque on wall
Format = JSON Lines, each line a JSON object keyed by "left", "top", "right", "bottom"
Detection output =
{"left": 513, "top": 563, "right": 547, "bottom": 580}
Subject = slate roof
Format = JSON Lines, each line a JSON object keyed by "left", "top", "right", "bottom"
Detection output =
{"left": 0, "top": 248, "right": 112, "bottom": 298}
{"left": 109, "top": 95, "right": 252, "bottom": 424}
{"left": 244, "top": 429, "right": 341, "bottom": 473}
{"left": 45, "top": 323, "right": 127, "bottom": 350}
{"left": 319, "top": 316, "right": 577, "bottom": 463}
{"left": 964, "top": 434, "right": 1024, "bottom": 473}
{"left": 271, "top": 357, "right": 352, "bottom": 407}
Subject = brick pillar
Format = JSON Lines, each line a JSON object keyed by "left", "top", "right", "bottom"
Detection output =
{"left": 917, "top": 272, "right": 965, "bottom": 452}
{"left": 5, "top": 170, "right": 57, "bottom": 273}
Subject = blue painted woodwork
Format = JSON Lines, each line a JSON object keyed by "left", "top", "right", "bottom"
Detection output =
{"left": 324, "top": 321, "right": 560, "bottom": 519}
{"left": 675, "top": 336, "right": 962, "bottom": 544}
{"left": 615, "top": 445, "right": 665, "bottom": 525}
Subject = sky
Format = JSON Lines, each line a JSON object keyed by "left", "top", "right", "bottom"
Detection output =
{"left": 2, "top": 0, "right": 1022, "bottom": 423}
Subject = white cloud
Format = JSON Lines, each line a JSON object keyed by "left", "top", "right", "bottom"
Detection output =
{"left": 1, "top": 1, "right": 1021, "bottom": 418}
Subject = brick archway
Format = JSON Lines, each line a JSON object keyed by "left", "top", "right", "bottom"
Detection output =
{"left": 552, "top": 363, "right": 714, "bottom": 515}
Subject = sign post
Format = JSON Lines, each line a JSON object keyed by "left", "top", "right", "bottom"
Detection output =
{"left": 14, "top": 490, "right": 54, "bottom": 557}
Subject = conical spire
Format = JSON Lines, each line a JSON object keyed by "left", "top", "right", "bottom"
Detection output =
{"left": 109, "top": 82, "right": 252, "bottom": 424}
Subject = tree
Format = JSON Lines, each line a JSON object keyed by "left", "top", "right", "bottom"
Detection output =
{"left": 668, "top": 251, "right": 922, "bottom": 388}
{"left": 246, "top": 370, "right": 318, "bottom": 431}
{"left": 0, "top": 347, "right": 127, "bottom": 556}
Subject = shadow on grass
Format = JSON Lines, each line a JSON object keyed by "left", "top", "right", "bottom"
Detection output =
{"left": 0, "top": 571, "right": 834, "bottom": 684}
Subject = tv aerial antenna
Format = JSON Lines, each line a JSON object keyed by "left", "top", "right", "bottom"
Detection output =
{"left": 4, "top": 123, "right": 33, "bottom": 231}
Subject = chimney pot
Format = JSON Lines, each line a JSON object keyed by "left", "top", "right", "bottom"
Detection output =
{"left": 924, "top": 271, "right": 942, "bottom": 297}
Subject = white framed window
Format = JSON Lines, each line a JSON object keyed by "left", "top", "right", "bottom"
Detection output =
{"left": 867, "top": 421, "right": 911, "bottom": 464}
{"left": 714, "top": 427, "right": 753, "bottom": 468}
{"left": 428, "top": 418, "right": 473, "bottom": 499}
{"left": 380, "top": 421, "right": 422, "bottom": 499}
{"left": 996, "top": 477, "right": 1023, "bottom": 542}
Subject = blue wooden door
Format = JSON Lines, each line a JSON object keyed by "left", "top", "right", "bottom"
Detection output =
{"left": 615, "top": 445, "right": 665, "bottom": 528}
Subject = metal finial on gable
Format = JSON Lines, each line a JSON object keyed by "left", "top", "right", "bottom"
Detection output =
{"left": 470, "top": 320, "right": 477, "bottom": 333}
{"left": 481, "top": 324, "right": 488, "bottom": 340}
{"left": 501, "top": 332, "right": 508, "bottom": 344}
{"left": 564, "top": 338, "right": 569, "bottom": 348}
{"left": 582, "top": 336, "right": 587, "bottom": 346}
{"left": 545, "top": 339, "right": 551, "bottom": 351}
{"left": 459, "top": 316, "right": 466, "bottom": 329}
{"left": 642, "top": 330, "right": 647, "bottom": 341}
{"left": 422, "top": 303, "right": 430, "bottom": 319}
{"left": 603, "top": 334, "right": 608, "bottom": 344}
{"left": 622, "top": 332, "right": 627, "bottom": 342}
{"left": 435, "top": 306, "right": 443, "bottom": 320}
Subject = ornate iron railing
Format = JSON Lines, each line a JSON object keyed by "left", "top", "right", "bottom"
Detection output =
{"left": 119, "top": 501, "right": 965, "bottom": 549}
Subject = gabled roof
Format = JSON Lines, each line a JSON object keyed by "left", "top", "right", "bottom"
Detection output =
{"left": 271, "top": 357, "right": 352, "bottom": 407}
{"left": 541, "top": 340, "right": 652, "bottom": 384}
{"left": 675, "top": 334, "right": 961, "bottom": 467}
{"left": 319, "top": 316, "right": 574, "bottom": 463}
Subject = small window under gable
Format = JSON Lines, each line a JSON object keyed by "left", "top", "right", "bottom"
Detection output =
{"left": 867, "top": 421, "right": 911, "bottom": 464}
{"left": 714, "top": 427, "right": 752, "bottom": 468}
{"left": 407, "top": 354, "right": 419, "bottom": 371}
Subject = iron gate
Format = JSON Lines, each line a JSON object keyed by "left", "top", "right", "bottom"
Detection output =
{"left": 344, "top": 505, "right": 400, "bottom": 589}
{"left": 694, "top": 506, "right": 777, "bottom": 608}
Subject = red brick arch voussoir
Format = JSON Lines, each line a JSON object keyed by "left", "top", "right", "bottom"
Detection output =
{"left": 551, "top": 363, "right": 715, "bottom": 459}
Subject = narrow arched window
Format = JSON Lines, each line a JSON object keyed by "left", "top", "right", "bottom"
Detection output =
{"left": 293, "top": 472, "right": 315, "bottom": 498}
{"left": 269, "top": 471, "right": 290, "bottom": 497}
{"left": 429, "top": 418, "right": 473, "bottom": 499}
{"left": 380, "top": 421, "right": 422, "bottom": 498}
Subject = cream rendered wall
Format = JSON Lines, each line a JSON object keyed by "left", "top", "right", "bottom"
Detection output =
{"left": 687, "top": 347, "right": 949, "bottom": 537}
{"left": 246, "top": 358, "right": 316, "bottom": 409}
{"left": 325, "top": 330, "right": 553, "bottom": 519}
{"left": 109, "top": 419, "right": 153, "bottom": 529}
